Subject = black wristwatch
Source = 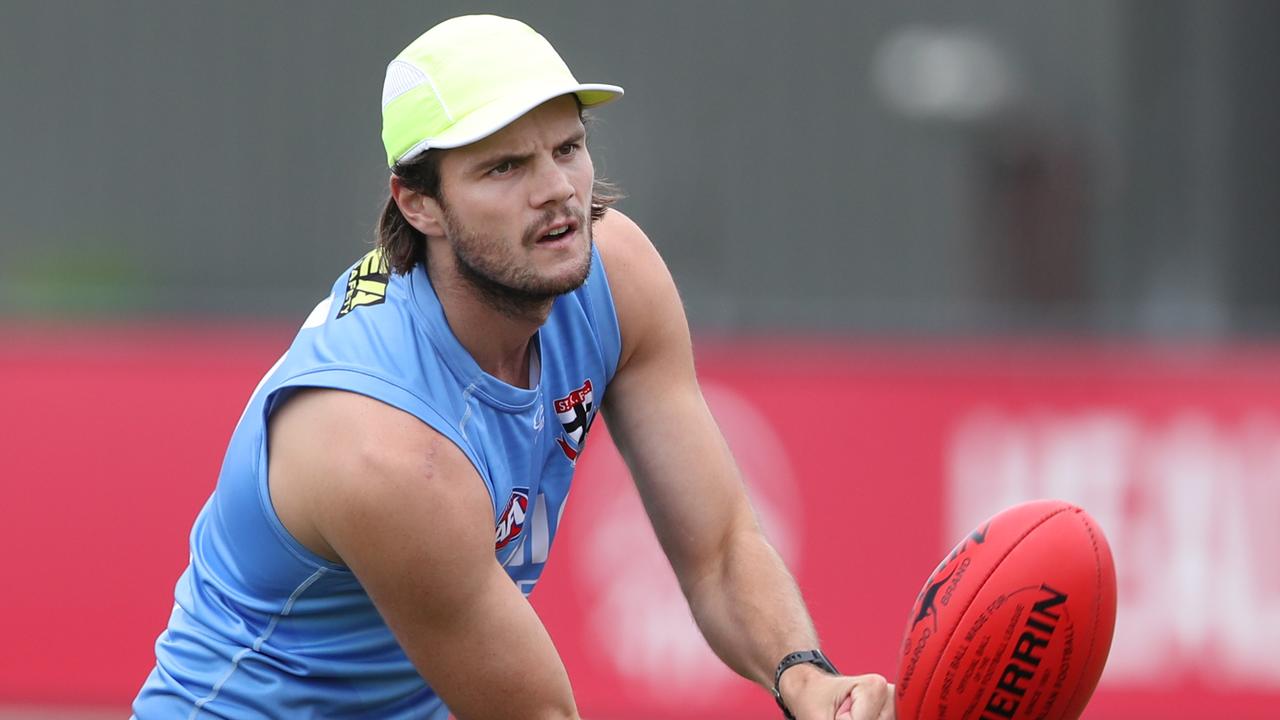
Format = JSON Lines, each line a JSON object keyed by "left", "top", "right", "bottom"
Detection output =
{"left": 772, "top": 649, "right": 839, "bottom": 720}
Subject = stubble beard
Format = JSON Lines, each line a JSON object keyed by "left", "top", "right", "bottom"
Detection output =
{"left": 443, "top": 203, "right": 594, "bottom": 319}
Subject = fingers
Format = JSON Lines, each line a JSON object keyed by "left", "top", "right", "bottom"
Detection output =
{"left": 879, "top": 683, "right": 896, "bottom": 720}
{"left": 791, "top": 672, "right": 893, "bottom": 720}
{"left": 836, "top": 691, "right": 855, "bottom": 720}
{"left": 847, "top": 674, "right": 892, "bottom": 720}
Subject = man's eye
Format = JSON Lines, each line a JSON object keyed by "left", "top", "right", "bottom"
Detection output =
{"left": 557, "top": 143, "right": 579, "bottom": 157}
{"left": 490, "top": 161, "right": 514, "bottom": 175}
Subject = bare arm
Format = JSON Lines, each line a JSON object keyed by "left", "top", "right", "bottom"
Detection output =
{"left": 268, "top": 389, "right": 578, "bottom": 720}
{"left": 595, "top": 210, "right": 892, "bottom": 720}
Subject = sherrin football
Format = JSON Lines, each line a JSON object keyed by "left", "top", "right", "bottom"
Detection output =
{"left": 895, "top": 500, "right": 1117, "bottom": 720}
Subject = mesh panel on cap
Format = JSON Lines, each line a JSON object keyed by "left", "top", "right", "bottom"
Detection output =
{"left": 382, "top": 60, "right": 429, "bottom": 110}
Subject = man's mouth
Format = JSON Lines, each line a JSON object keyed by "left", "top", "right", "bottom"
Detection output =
{"left": 536, "top": 218, "right": 580, "bottom": 244}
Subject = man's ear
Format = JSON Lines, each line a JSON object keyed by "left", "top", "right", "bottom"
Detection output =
{"left": 390, "top": 175, "right": 446, "bottom": 237}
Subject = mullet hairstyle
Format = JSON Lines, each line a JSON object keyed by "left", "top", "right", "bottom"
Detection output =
{"left": 376, "top": 114, "right": 621, "bottom": 276}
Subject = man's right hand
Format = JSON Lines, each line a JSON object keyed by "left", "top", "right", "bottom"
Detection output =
{"left": 834, "top": 675, "right": 895, "bottom": 720}
{"left": 779, "top": 665, "right": 894, "bottom": 720}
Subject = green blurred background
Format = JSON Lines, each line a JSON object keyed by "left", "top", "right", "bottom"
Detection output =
{"left": 3, "top": 0, "right": 1276, "bottom": 335}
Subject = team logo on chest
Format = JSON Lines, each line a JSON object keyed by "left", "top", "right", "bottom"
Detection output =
{"left": 554, "top": 378, "right": 596, "bottom": 463}
{"left": 495, "top": 487, "right": 530, "bottom": 550}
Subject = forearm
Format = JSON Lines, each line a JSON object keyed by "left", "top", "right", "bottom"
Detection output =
{"left": 682, "top": 521, "right": 821, "bottom": 689}
{"left": 382, "top": 568, "right": 580, "bottom": 720}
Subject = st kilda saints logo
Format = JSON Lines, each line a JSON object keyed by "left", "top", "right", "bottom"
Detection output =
{"left": 554, "top": 378, "right": 596, "bottom": 463}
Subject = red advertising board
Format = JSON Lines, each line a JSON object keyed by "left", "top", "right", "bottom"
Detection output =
{"left": 2, "top": 327, "right": 1277, "bottom": 718}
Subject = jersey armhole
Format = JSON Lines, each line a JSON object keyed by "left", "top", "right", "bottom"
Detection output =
{"left": 253, "top": 366, "right": 495, "bottom": 570}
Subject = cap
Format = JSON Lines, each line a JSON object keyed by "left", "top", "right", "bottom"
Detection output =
{"left": 380, "top": 15, "right": 624, "bottom": 168}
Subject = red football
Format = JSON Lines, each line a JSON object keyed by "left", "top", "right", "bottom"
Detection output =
{"left": 895, "top": 500, "right": 1117, "bottom": 720}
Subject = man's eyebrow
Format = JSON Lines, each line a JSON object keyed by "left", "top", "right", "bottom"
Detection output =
{"left": 469, "top": 129, "right": 588, "bottom": 173}
{"left": 470, "top": 149, "right": 534, "bottom": 173}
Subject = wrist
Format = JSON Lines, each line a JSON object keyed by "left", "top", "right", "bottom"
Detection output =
{"left": 778, "top": 661, "right": 827, "bottom": 704}
{"left": 772, "top": 649, "right": 839, "bottom": 719}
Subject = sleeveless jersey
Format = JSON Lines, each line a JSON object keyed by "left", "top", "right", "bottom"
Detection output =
{"left": 132, "top": 246, "right": 621, "bottom": 719}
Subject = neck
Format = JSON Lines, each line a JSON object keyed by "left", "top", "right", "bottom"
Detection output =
{"left": 427, "top": 261, "right": 551, "bottom": 389}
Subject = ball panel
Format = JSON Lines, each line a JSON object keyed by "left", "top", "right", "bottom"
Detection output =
{"left": 1058, "top": 507, "right": 1117, "bottom": 720}
{"left": 895, "top": 501, "right": 1117, "bottom": 720}
{"left": 926, "top": 509, "right": 1101, "bottom": 719}
{"left": 896, "top": 500, "right": 1074, "bottom": 720}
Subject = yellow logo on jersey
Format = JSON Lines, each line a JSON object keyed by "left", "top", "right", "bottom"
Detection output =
{"left": 337, "top": 249, "right": 390, "bottom": 318}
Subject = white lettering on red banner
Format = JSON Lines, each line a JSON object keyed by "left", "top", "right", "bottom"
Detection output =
{"left": 947, "top": 409, "right": 1280, "bottom": 686}
{"left": 555, "top": 379, "right": 593, "bottom": 415}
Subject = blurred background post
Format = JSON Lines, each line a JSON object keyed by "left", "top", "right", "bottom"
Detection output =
{"left": 1, "top": 1, "right": 1277, "bottom": 718}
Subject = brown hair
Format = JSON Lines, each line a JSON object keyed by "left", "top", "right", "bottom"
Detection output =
{"left": 377, "top": 135, "right": 621, "bottom": 276}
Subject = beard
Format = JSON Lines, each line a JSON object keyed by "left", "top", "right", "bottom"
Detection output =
{"left": 442, "top": 203, "right": 593, "bottom": 318}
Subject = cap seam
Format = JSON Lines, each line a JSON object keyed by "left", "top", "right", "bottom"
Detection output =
{"left": 419, "top": 67, "right": 454, "bottom": 123}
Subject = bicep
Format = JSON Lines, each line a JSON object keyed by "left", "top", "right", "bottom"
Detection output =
{"left": 269, "top": 390, "right": 576, "bottom": 719}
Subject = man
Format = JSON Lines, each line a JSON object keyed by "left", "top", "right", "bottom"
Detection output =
{"left": 133, "top": 15, "right": 893, "bottom": 720}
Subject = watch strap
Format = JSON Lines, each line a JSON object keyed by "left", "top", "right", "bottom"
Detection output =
{"left": 772, "top": 649, "right": 839, "bottom": 720}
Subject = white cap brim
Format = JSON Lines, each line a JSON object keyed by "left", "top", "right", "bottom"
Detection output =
{"left": 396, "top": 82, "right": 623, "bottom": 165}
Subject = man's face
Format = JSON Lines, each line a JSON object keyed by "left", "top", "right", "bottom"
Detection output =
{"left": 434, "top": 96, "right": 595, "bottom": 312}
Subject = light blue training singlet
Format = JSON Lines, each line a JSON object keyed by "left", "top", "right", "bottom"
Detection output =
{"left": 133, "top": 246, "right": 621, "bottom": 718}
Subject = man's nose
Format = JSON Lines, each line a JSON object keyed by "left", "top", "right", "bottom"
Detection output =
{"left": 529, "top": 159, "right": 575, "bottom": 208}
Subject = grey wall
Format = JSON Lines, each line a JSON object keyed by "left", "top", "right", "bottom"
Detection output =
{"left": 1, "top": 1, "right": 1276, "bottom": 336}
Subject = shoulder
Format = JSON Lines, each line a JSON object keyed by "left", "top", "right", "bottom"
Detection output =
{"left": 272, "top": 389, "right": 445, "bottom": 469}
{"left": 593, "top": 209, "right": 670, "bottom": 302}
{"left": 593, "top": 209, "right": 688, "bottom": 374}
{"left": 280, "top": 254, "right": 436, "bottom": 398}
{"left": 267, "top": 388, "right": 488, "bottom": 564}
